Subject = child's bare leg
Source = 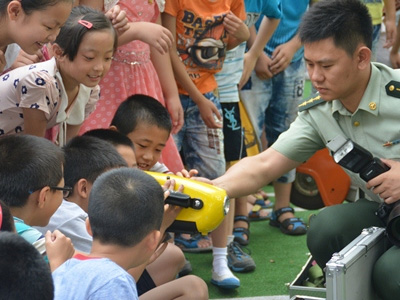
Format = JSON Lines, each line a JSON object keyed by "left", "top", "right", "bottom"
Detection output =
{"left": 211, "top": 199, "right": 232, "bottom": 248}
{"left": 227, "top": 196, "right": 235, "bottom": 236}
{"left": 271, "top": 181, "right": 307, "bottom": 235}
{"left": 139, "top": 275, "right": 208, "bottom": 300}
{"left": 233, "top": 195, "right": 250, "bottom": 243}
{"left": 146, "top": 242, "right": 185, "bottom": 285}
{"left": 210, "top": 199, "right": 240, "bottom": 288}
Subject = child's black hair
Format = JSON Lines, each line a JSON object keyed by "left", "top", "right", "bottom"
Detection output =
{"left": 63, "top": 135, "right": 128, "bottom": 196}
{"left": 110, "top": 94, "right": 172, "bottom": 135}
{"left": 299, "top": 0, "right": 372, "bottom": 56}
{"left": 55, "top": 5, "right": 118, "bottom": 61}
{"left": 0, "top": 232, "right": 54, "bottom": 300}
{"left": 83, "top": 128, "right": 135, "bottom": 149}
{"left": 0, "top": 0, "right": 73, "bottom": 15}
{"left": 89, "top": 168, "right": 164, "bottom": 247}
{"left": 0, "top": 135, "right": 64, "bottom": 208}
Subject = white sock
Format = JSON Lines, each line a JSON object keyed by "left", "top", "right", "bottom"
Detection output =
{"left": 212, "top": 247, "right": 232, "bottom": 276}
{"left": 227, "top": 235, "right": 234, "bottom": 246}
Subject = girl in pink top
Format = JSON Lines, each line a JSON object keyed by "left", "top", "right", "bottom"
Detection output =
{"left": 79, "top": 0, "right": 184, "bottom": 173}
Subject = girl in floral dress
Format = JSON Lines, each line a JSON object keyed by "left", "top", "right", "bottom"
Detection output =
{"left": 0, "top": 6, "right": 117, "bottom": 145}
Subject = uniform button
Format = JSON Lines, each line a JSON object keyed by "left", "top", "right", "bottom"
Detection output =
{"left": 389, "top": 85, "right": 395, "bottom": 91}
{"left": 369, "top": 102, "right": 377, "bottom": 110}
{"left": 353, "top": 121, "right": 360, "bottom": 127}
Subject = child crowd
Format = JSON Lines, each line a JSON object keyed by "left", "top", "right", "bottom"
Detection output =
{"left": 0, "top": 0, "right": 329, "bottom": 299}
{"left": 0, "top": 0, "right": 314, "bottom": 299}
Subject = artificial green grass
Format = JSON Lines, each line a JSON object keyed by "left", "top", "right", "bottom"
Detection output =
{"left": 185, "top": 194, "right": 319, "bottom": 298}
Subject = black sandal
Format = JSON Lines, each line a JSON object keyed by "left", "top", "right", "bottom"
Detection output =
{"left": 233, "top": 215, "right": 250, "bottom": 245}
{"left": 269, "top": 207, "right": 307, "bottom": 235}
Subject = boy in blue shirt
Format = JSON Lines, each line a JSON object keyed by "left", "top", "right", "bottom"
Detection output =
{"left": 52, "top": 168, "right": 179, "bottom": 299}
{"left": 240, "top": 0, "right": 309, "bottom": 236}
{"left": 0, "top": 135, "right": 74, "bottom": 271}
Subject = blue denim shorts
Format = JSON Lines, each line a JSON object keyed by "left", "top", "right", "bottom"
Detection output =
{"left": 173, "top": 92, "right": 226, "bottom": 179}
{"left": 240, "top": 59, "right": 305, "bottom": 183}
{"left": 371, "top": 24, "right": 381, "bottom": 60}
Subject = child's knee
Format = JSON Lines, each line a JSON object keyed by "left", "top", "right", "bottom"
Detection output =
{"left": 185, "top": 275, "right": 208, "bottom": 299}
{"left": 166, "top": 242, "right": 185, "bottom": 270}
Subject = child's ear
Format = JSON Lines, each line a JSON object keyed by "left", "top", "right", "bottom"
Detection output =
{"left": 51, "top": 44, "right": 66, "bottom": 61}
{"left": 7, "top": 1, "right": 23, "bottom": 21}
{"left": 109, "top": 125, "right": 118, "bottom": 132}
{"left": 145, "top": 230, "right": 161, "bottom": 252}
{"left": 85, "top": 217, "right": 93, "bottom": 237}
{"left": 76, "top": 179, "right": 90, "bottom": 199}
{"left": 37, "top": 186, "right": 51, "bottom": 209}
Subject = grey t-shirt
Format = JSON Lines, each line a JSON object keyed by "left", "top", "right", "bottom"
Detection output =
{"left": 35, "top": 200, "right": 92, "bottom": 253}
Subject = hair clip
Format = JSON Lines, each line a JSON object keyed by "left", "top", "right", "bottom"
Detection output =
{"left": 78, "top": 19, "right": 93, "bottom": 29}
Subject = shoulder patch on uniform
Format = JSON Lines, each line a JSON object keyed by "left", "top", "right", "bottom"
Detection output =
{"left": 298, "top": 95, "right": 324, "bottom": 112}
{"left": 385, "top": 80, "right": 400, "bottom": 98}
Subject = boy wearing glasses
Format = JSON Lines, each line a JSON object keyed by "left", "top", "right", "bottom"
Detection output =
{"left": 38, "top": 134, "right": 208, "bottom": 299}
{"left": 36, "top": 135, "right": 128, "bottom": 253}
{"left": 0, "top": 135, "right": 74, "bottom": 270}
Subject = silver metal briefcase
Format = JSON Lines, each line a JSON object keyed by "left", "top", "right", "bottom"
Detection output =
{"left": 325, "top": 227, "right": 386, "bottom": 300}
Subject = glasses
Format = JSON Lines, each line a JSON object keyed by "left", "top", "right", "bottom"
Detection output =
{"left": 49, "top": 186, "right": 72, "bottom": 198}
{"left": 28, "top": 185, "right": 73, "bottom": 198}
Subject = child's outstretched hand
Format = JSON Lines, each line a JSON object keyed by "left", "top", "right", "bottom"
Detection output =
{"left": 254, "top": 52, "right": 273, "bottom": 80}
{"left": 165, "top": 95, "right": 184, "bottom": 134}
{"left": 105, "top": 5, "right": 130, "bottom": 35}
{"left": 132, "top": 22, "right": 174, "bottom": 55}
{"left": 269, "top": 38, "right": 299, "bottom": 75}
{"left": 160, "top": 179, "right": 183, "bottom": 232}
{"left": 162, "top": 191, "right": 183, "bottom": 231}
{"left": 390, "top": 49, "right": 400, "bottom": 69}
{"left": 175, "top": 169, "right": 212, "bottom": 184}
{"left": 175, "top": 168, "right": 198, "bottom": 178}
{"left": 45, "top": 230, "right": 75, "bottom": 272}
{"left": 162, "top": 178, "right": 183, "bottom": 192}
{"left": 197, "top": 96, "right": 223, "bottom": 128}
{"left": 223, "top": 11, "right": 249, "bottom": 43}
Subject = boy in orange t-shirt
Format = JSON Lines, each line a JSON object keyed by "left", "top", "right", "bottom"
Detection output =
{"left": 162, "top": 0, "right": 249, "bottom": 289}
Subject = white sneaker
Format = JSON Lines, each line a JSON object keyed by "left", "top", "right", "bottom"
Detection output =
{"left": 211, "top": 270, "right": 240, "bottom": 289}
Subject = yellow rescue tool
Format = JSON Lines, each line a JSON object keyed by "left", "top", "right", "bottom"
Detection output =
{"left": 146, "top": 171, "right": 230, "bottom": 236}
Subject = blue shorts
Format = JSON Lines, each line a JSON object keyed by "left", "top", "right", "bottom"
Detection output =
{"left": 173, "top": 92, "right": 226, "bottom": 179}
{"left": 240, "top": 59, "right": 305, "bottom": 183}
